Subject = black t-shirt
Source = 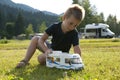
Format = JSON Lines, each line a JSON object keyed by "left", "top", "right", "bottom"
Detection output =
{"left": 45, "top": 22, "right": 79, "bottom": 52}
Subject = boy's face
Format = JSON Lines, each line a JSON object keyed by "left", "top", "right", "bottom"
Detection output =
{"left": 63, "top": 15, "right": 80, "bottom": 32}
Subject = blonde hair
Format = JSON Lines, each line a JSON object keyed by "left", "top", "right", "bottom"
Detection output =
{"left": 63, "top": 4, "right": 85, "bottom": 21}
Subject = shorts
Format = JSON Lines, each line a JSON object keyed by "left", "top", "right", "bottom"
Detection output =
{"left": 37, "top": 40, "right": 51, "bottom": 53}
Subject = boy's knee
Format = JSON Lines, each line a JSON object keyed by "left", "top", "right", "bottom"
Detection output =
{"left": 38, "top": 54, "right": 46, "bottom": 65}
{"left": 31, "top": 36, "right": 41, "bottom": 45}
{"left": 32, "top": 36, "right": 40, "bottom": 41}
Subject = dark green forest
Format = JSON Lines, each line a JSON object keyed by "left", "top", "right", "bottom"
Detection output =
{"left": 0, "top": 3, "right": 59, "bottom": 39}
{"left": 0, "top": 0, "right": 120, "bottom": 39}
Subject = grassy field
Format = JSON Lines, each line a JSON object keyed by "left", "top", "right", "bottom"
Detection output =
{"left": 0, "top": 38, "right": 120, "bottom": 80}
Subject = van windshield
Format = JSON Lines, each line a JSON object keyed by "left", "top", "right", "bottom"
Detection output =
{"left": 106, "top": 28, "right": 112, "bottom": 33}
{"left": 70, "top": 58, "right": 82, "bottom": 64}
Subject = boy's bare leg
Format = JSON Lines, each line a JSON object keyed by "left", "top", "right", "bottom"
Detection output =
{"left": 23, "top": 36, "right": 40, "bottom": 62}
{"left": 38, "top": 54, "right": 46, "bottom": 65}
{"left": 16, "top": 35, "right": 50, "bottom": 68}
{"left": 16, "top": 36, "right": 41, "bottom": 68}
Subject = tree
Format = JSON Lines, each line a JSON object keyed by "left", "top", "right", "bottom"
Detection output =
{"left": 39, "top": 22, "right": 47, "bottom": 33}
{"left": 6, "top": 13, "right": 15, "bottom": 22}
{"left": 106, "top": 15, "right": 118, "bottom": 35}
{"left": 117, "top": 22, "right": 120, "bottom": 36}
{"left": 92, "top": 12, "right": 105, "bottom": 23}
{"left": 72, "top": 0, "right": 79, "bottom": 4}
{"left": 25, "top": 24, "right": 34, "bottom": 39}
{"left": 0, "top": 10, "right": 6, "bottom": 38}
{"left": 14, "top": 12, "right": 25, "bottom": 36}
{"left": 98, "top": 13, "right": 105, "bottom": 23}
{"left": 5, "top": 22, "right": 15, "bottom": 39}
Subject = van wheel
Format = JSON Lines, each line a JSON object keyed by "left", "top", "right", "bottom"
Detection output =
{"left": 106, "top": 35, "right": 110, "bottom": 38}
{"left": 85, "top": 36, "right": 88, "bottom": 39}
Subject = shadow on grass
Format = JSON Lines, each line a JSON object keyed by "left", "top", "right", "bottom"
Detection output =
{"left": 5, "top": 64, "right": 71, "bottom": 80}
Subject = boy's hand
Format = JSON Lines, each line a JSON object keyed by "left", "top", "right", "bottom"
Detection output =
{"left": 45, "top": 49, "right": 52, "bottom": 55}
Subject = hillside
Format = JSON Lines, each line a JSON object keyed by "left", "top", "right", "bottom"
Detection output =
{"left": 0, "top": 0, "right": 58, "bottom": 15}
{"left": 0, "top": 0, "right": 59, "bottom": 38}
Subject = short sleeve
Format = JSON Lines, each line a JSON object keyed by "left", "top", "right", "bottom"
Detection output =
{"left": 45, "top": 24, "right": 54, "bottom": 36}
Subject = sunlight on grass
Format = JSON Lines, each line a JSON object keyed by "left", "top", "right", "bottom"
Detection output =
{"left": 0, "top": 38, "right": 120, "bottom": 80}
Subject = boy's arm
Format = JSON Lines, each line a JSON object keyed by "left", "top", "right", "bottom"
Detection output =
{"left": 73, "top": 45, "right": 81, "bottom": 56}
{"left": 38, "top": 32, "right": 52, "bottom": 54}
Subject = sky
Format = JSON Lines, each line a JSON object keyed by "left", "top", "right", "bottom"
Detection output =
{"left": 11, "top": 0, "right": 120, "bottom": 21}
{"left": 90, "top": 0, "right": 120, "bottom": 21}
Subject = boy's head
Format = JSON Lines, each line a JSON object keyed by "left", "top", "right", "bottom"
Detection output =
{"left": 62, "top": 4, "right": 85, "bottom": 22}
{"left": 62, "top": 4, "right": 85, "bottom": 32}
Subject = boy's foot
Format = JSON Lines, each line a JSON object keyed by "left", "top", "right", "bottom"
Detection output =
{"left": 16, "top": 60, "right": 29, "bottom": 68}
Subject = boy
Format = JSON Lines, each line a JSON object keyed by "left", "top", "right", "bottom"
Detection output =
{"left": 16, "top": 4, "right": 85, "bottom": 68}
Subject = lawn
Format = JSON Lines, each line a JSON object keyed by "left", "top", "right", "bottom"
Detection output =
{"left": 0, "top": 38, "right": 120, "bottom": 80}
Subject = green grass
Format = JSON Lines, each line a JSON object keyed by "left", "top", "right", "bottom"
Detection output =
{"left": 0, "top": 38, "right": 120, "bottom": 80}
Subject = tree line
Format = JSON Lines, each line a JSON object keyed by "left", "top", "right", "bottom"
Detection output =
{"left": 0, "top": 4, "right": 59, "bottom": 39}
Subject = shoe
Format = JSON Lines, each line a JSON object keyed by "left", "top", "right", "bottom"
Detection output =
{"left": 16, "top": 60, "right": 29, "bottom": 68}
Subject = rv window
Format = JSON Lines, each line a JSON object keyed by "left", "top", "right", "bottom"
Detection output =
{"left": 70, "top": 58, "right": 81, "bottom": 64}
{"left": 55, "top": 58, "right": 60, "bottom": 62}
{"left": 47, "top": 57, "right": 54, "bottom": 62}
{"left": 65, "top": 58, "right": 70, "bottom": 64}
{"left": 47, "top": 57, "right": 52, "bottom": 60}
{"left": 102, "top": 29, "right": 107, "bottom": 32}
{"left": 86, "top": 29, "right": 96, "bottom": 32}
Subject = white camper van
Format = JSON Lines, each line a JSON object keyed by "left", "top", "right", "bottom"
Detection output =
{"left": 83, "top": 23, "right": 115, "bottom": 38}
{"left": 46, "top": 51, "right": 84, "bottom": 70}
